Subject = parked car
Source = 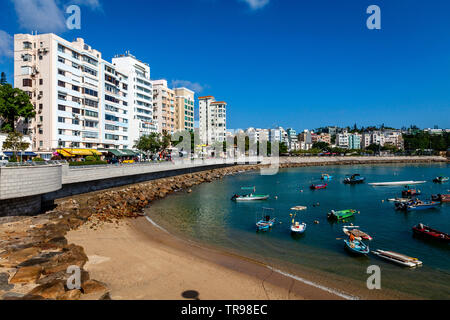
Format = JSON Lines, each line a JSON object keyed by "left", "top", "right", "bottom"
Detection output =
{"left": 0, "top": 153, "right": 10, "bottom": 165}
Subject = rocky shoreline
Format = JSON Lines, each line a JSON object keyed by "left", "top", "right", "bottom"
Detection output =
{"left": 0, "top": 157, "right": 447, "bottom": 300}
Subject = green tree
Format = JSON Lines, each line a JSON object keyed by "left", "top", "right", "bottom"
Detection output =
{"left": 0, "top": 72, "right": 6, "bottom": 85}
{"left": 279, "top": 142, "right": 288, "bottom": 154}
{"left": 134, "top": 133, "right": 161, "bottom": 158}
{"left": 312, "top": 141, "right": 330, "bottom": 151}
{"left": 366, "top": 143, "right": 381, "bottom": 153}
{"left": 2, "top": 131, "right": 30, "bottom": 160}
{"left": 0, "top": 84, "right": 35, "bottom": 132}
{"left": 160, "top": 131, "right": 172, "bottom": 151}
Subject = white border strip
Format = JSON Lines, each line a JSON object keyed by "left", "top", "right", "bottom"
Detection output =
{"left": 268, "top": 266, "right": 359, "bottom": 300}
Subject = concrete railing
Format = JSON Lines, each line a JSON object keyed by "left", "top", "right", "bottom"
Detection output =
{"left": 0, "top": 164, "right": 62, "bottom": 200}
{"left": 62, "top": 158, "right": 261, "bottom": 185}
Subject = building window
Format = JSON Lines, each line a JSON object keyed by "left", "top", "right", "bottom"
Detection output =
{"left": 58, "top": 56, "right": 65, "bottom": 63}
{"left": 23, "top": 79, "right": 32, "bottom": 87}
{"left": 72, "top": 108, "right": 80, "bottom": 114}
{"left": 58, "top": 105, "right": 66, "bottom": 111}
{"left": 23, "top": 42, "right": 32, "bottom": 49}
{"left": 85, "top": 110, "right": 98, "bottom": 118}
{"left": 21, "top": 66, "right": 32, "bottom": 75}
{"left": 59, "top": 129, "right": 65, "bottom": 135}
{"left": 83, "top": 88, "right": 98, "bottom": 97}
{"left": 58, "top": 44, "right": 65, "bottom": 53}
{"left": 39, "top": 79, "right": 43, "bottom": 85}
{"left": 58, "top": 69, "right": 65, "bottom": 76}
{"left": 58, "top": 80, "right": 65, "bottom": 88}
{"left": 72, "top": 119, "right": 80, "bottom": 125}
{"left": 58, "top": 117, "right": 65, "bottom": 123}
{"left": 22, "top": 54, "right": 32, "bottom": 62}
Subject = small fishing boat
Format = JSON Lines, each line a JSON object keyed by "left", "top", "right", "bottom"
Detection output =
{"left": 321, "top": 174, "right": 333, "bottom": 181}
{"left": 433, "top": 176, "right": 449, "bottom": 183}
{"left": 291, "top": 221, "right": 307, "bottom": 234}
{"left": 231, "top": 187, "right": 269, "bottom": 202}
{"left": 369, "top": 181, "right": 426, "bottom": 186}
{"left": 395, "top": 200, "right": 440, "bottom": 211}
{"left": 343, "top": 174, "right": 366, "bottom": 185}
{"left": 328, "top": 209, "right": 356, "bottom": 220}
{"left": 431, "top": 194, "right": 450, "bottom": 203}
{"left": 344, "top": 239, "right": 370, "bottom": 255}
{"left": 343, "top": 226, "right": 373, "bottom": 241}
{"left": 290, "top": 212, "right": 306, "bottom": 234}
{"left": 402, "top": 188, "right": 421, "bottom": 198}
{"left": 310, "top": 183, "right": 327, "bottom": 190}
{"left": 372, "top": 250, "right": 423, "bottom": 267}
{"left": 256, "top": 208, "right": 276, "bottom": 232}
{"left": 412, "top": 223, "right": 450, "bottom": 243}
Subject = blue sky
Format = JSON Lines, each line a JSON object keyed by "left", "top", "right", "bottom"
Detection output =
{"left": 0, "top": 0, "right": 449, "bottom": 131}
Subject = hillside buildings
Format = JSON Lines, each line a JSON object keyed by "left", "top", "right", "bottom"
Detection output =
{"left": 337, "top": 132, "right": 362, "bottom": 149}
{"left": 199, "top": 96, "right": 227, "bottom": 145}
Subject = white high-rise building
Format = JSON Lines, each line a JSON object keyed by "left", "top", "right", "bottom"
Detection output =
{"left": 199, "top": 96, "right": 227, "bottom": 145}
{"left": 99, "top": 61, "right": 131, "bottom": 149}
{"left": 14, "top": 33, "right": 158, "bottom": 152}
{"left": 14, "top": 34, "right": 108, "bottom": 151}
{"left": 112, "top": 53, "right": 157, "bottom": 146}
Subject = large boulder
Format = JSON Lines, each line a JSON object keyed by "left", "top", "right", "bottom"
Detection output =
{"left": 9, "top": 266, "right": 42, "bottom": 284}
{"left": 26, "top": 280, "right": 65, "bottom": 300}
{"left": 0, "top": 247, "right": 41, "bottom": 268}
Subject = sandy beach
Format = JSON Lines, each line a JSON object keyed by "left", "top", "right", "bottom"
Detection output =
{"left": 67, "top": 217, "right": 348, "bottom": 300}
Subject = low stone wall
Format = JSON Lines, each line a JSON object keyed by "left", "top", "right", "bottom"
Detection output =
{"left": 276, "top": 156, "right": 447, "bottom": 167}
{"left": 0, "top": 195, "right": 42, "bottom": 217}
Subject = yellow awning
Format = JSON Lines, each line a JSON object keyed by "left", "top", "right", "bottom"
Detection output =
{"left": 57, "top": 149, "right": 74, "bottom": 157}
{"left": 58, "top": 149, "right": 102, "bottom": 157}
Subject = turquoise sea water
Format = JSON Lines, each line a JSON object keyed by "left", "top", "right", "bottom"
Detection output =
{"left": 147, "top": 164, "right": 450, "bottom": 299}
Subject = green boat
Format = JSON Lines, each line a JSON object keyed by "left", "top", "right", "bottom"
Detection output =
{"left": 231, "top": 187, "right": 269, "bottom": 202}
{"left": 433, "top": 176, "right": 449, "bottom": 183}
{"left": 327, "top": 209, "right": 356, "bottom": 220}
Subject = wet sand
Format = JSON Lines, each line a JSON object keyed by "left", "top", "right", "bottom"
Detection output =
{"left": 67, "top": 217, "right": 349, "bottom": 300}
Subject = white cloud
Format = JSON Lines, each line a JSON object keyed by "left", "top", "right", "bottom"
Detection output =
{"left": 70, "top": 0, "right": 102, "bottom": 11}
{"left": 0, "top": 30, "right": 14, "bottom": 59}
{"left": 171, "top": 80, "right": 208, "bottom": 93}
{"left": 10, "top": 0, "right": 103, "bottom": 33}
{"left": 240, "top": 0, "right": 270, "bottom": 10}
{"left": 11, "top": 0, "right": 66, "bottom": 33}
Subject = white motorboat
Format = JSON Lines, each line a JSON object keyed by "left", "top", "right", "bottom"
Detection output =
{"left": 369, "top": 181, "right": 427, "bottom": 186}
{"left": 372, "top": 249, "right": 423, "bottom": 267}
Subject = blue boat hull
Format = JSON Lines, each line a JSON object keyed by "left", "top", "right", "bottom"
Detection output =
{"left": 407, "top": 204, "right": 440, "bottom": 211}
{"left": 344, "top": 240, "right": 370, "bottom": 255}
